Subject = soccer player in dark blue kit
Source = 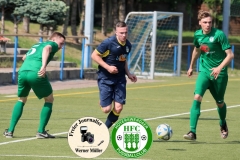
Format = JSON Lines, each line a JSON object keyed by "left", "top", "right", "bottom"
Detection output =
{"left": 91, "top": 21, "right": 137, "bottom": 129}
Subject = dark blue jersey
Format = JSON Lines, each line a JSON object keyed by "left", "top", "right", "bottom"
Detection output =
{"left": 95, "top": 35, "right": 132, "bottom": 78}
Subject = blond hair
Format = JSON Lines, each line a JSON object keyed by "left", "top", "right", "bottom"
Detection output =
{"left": 198, "top": 10, "right": 212, "bottom": 21}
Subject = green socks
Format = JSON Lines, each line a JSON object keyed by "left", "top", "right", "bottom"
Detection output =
{"left": 38, "top": 102, "right": 53, "bottom": 133}
{"left": 217, "top": 103, "right": 226, "bottom": 126}
{"left": 8, "top": 101, "right": 25, "bottom": 132}
{"left": 190, "top": 100, "right": 201, "bottom": 134}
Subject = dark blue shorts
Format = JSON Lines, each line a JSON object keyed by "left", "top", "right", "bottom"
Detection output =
{"left": 97, "top": 77, "right": 127, "bottom": 107}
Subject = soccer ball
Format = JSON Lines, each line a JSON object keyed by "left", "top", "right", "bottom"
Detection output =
{"left": 156, "top": 124, "right": 173, "bottom": 140}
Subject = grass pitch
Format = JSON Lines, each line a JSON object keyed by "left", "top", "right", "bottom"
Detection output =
{"left": 1, "top": 76, "right": 240, "bottom": 160}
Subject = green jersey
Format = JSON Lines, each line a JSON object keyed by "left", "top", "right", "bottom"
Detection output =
{"left": 19, "top": 41, "right": 59, "bottom": 72}
{"left": 193, "top": 28, "right": 231, "bottom": 76}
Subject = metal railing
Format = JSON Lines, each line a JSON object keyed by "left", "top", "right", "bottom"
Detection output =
{"left": 169, "top": 43, "right": 239, "bottom": 72}
{"left": 0, "top": 34, "right": 88, "bottom": 84}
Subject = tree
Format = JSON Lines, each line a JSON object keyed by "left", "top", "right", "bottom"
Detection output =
{"left": 10, "top": 0, "right": 33, "bottom": 34}
{"left": 107, "top": 0, "right": 113, "bottom": 29}
{"left": 9, "top": 0, "right": 68, "bottom": 35}
{"left": 71, "top": 0, "right": 78, "bottom": 43}
{"left": 126, "top": 0, "right": 135, "bottom": 13}
{"left": 62, "top": 0, "right": 70, "bottom": 35}
{"left": 36, "top": 1, "right": 69, "bottom": 35}
{"left": 79, "top": 0, "right": 85, "bottom": 35}
{"left": 203, "top": 0, "right": 223, "bottom": 28}
{"left": 0, "top": 0, "right": 8, "bottom": 34}
{"left": 101, "top": 0, "right": 107, "bottom": 36}
{"left": 112, "top": 0, "right": 118, "bottom": 32}
{"left": 118, "top": 0, "right": 125, "bottom": 22}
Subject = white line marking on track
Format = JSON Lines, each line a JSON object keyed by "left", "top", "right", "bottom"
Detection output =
{"left": 1, "top": 104, "right": 240, "bottom": 147}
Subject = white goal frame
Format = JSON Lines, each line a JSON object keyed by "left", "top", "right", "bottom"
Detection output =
{"left": 125, "top": 11, "right": 183, "bottom": 79}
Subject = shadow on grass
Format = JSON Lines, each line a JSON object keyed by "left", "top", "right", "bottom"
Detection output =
{"left": 207, "top": 141, "right": 240, "bottom": 144}
{"left": 56, "top": 136, "right": 68, "bottom": 139}
{"left": 166, "top": 149, "right": 187, "bottom": 151}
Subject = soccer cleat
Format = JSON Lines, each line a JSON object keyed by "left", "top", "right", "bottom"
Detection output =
{"left": 36, "top": 130, "right": 55, "bottom": 139}
{"left": 220, "top": 122, "right": 228, "bottom": 139}
{"left": 3, "top": 129, "right": 13, "bottom": 138}
{"left": 183, "top": 131, "right": 196, "bottom": 141}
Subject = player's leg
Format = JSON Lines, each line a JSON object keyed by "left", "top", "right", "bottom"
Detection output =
{"left": 98, "top": 78, "right": 114, "bottom": 113}
{"left": 105, "top": 77, "right": 126, "bottom": 128}
{"left": 29, "top": 73, "right": 55, "bottom": 138}
{"left": 4, "top": 71, "right": 30, "bottom": 138}
{"left": 184, "top": 72, "right": 209, "bottom": 140}
{"left": 98, "top": 78, "right": 120, "bottom": 128}
{"left": 105, "top": 101, "right": 123, "bottom": 129}
{"left": 209, "top": 75, "right": 228, "bottom": 139}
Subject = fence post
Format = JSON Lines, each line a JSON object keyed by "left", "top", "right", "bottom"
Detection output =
{"left": 141, "top": 46, "right": 145, "bottom": 73}
{"left": 87, "top": 45, "right": 90, "bottom": 67}
{"left": 80, "top": 38, "right": 85, "bottom": 79}
{"left": 231, "top": 45, "right": 234, "bottom": 70}
{"left": 12, "top": 36, "right": 18, "bottom": 84}
{"left": 39, "top": 37, "right": 43, "bottom": 43}
{"left": 60, "top": 43, "right": 66, "bottom": 81}
{"left": 128, "top": 52, "right": 131, "bottom": 70}
{"left": 173, "top": 46, "right": 178, "bottom": 73}
{"left": 187, "top": 45, "right": 191, "bottom": 70}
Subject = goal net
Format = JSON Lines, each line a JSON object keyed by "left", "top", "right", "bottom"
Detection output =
{"left": 125, "top": 11, "right": 183, "bottom": 79}
{"left": 231, "top": 0, "right": 240, "bottom": 17}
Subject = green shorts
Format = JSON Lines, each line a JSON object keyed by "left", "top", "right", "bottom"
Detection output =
{"left": 18, "top": 71, "right": 52, "bottom": 99}
{"left": 194, "top": 71, "right": 228, "bottom": 104}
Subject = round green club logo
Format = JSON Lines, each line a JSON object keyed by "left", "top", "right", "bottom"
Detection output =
{"left": 111, "top": 116, "right": 152, "bottom": 158}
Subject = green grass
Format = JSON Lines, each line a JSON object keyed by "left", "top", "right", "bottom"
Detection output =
{"left": 1, "top": 76, "right": 240, "bottom": 160}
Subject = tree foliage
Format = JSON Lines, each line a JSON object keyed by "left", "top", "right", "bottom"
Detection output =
{"left": 36, "top": 1, "right": 68, "bottom": 26}
{"left": 141, "top": 0, "right": 198, "bottom": 12}
{"left": 203, "top": 0, "right": 223, "bottom": 28}
{"left": 9, "top": 0, "right": 68, "bottom": 30}
{"left": 0, "top": 0, "right": 7, "bottom": 6}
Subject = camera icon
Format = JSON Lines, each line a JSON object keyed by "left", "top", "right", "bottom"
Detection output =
{"left": 80, "top": 126, "right": 94, "bottom": 144}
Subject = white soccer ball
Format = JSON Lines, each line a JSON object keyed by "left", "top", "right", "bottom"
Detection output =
{"left": 156, "top": 124, "right": 173, "bottom": 140}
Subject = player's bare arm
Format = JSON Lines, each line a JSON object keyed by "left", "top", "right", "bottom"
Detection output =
{"left": 38, "top": 45, "right": 52, "bottom": 77}
{"left": 124, "top": 60, "right": 137, "bottom": 82}
{"left": 187, "top": 47, "right": 201, "bottom": 77}
{"left": 91, "top": 50, "right": 118, "bottom": 74}
{"left": 210, "top": 49, "right": 234, "bottom": 79}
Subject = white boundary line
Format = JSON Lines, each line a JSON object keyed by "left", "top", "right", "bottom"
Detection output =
{"left": 1, "top": 104, "right": 240, "bottom": 146}
{"left": 144, "top": 104, "right": 240, "bottom": 121}
{"left": 0, "top": 132, "right": 67, "bottom": 146}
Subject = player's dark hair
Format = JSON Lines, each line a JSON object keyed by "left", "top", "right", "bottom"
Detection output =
{"left": 115, "top": 21, "right": 127, "bottom": 28}
{"left": 49, "top": 32, "right": 66, "bottom": 40}
{"left": 198, "top": 10, "right": 212, "bottom": 21}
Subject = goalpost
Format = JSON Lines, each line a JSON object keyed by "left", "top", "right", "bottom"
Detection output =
{"left": 125, "top": 11, "right": 183, "bottom": 79}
